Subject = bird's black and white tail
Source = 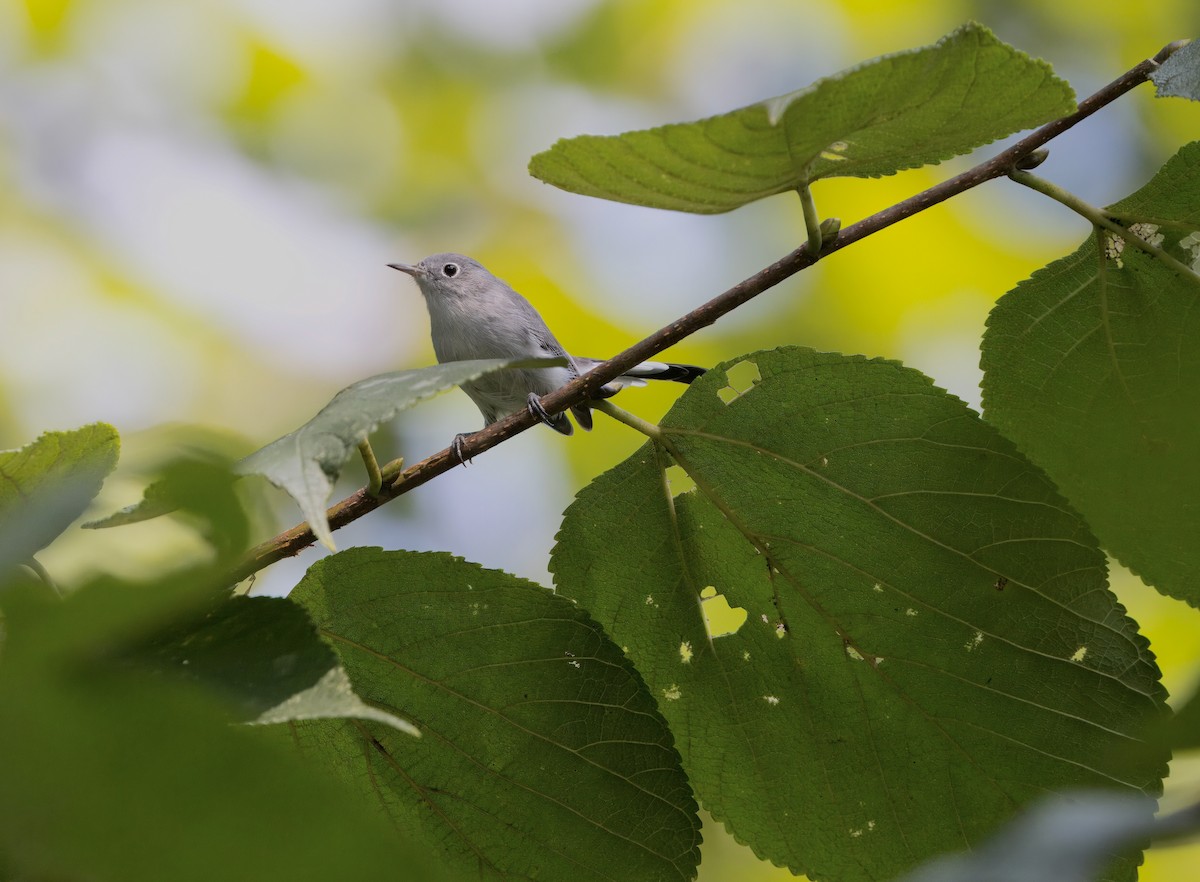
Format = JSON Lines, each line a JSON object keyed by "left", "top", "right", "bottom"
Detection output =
{"left": 574, "top": 358, "right": 706, "bottom": 399}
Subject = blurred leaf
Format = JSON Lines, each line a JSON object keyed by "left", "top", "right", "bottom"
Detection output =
{"left": 84, "top": 472, "right": 184, "bottom": 527}
{"left": 87, "top": 455, "right": 250, "bottom": 559}
{"left": 254, "top": 665, "right": 419, "bottom": 736}
{"left": 529, "top": 22, "right": 1075, "bottom": 213}
{"left": 1151, "top": 39, "right": 1200, "bottom": 101}
{"left": 127, "top": 596, "right": 336, "bottom": 719}
{"left": 0, "top": 576, "right": 442, "bottom": 882}
{"left": 982, "top": 143, "right": 1200, "bottom": 607}
{"left": 552, "top": 347, "right": 1167, "bottom": 882}
{"left": 288, "top": 547, "right": 701, "bottom": 882}
{"left": 0, "top": 423, "right": 119, "bottom": 567}
{"left": 125, "top": 593, "right": 419, "bottom": 735}
{"left": 1165, "top": 683, "right": 1200, "bottom": 752}
{"left": 237, "top": 359, "right": 561, "bottom": 550}
{"left": 896, "top": 791, "right": 1156, "bottom": 882}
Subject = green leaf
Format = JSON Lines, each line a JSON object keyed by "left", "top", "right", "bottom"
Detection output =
{"left": 0, "top": 576, "right": 443, "bottom": 882}
{"left": 289, "top": 547, "right": 701, "bottom": 882}
{"left": 529, "top": 22, "right": 1075, "bottom": 213}
{"left": 0, "top": 423, "right": 119, "bottom": 565}
{"left": 551, "top": 348, "right": 1167, "bottom": 882}
{"left": 1151, "top": 39, "right": 1200, "bottom": 101}
{"left": 897, "top": 791, "right": 1156, "bottom": 882}
{"left": 981, "top": 143, "right": 1200, "bottom": 607}
{"left": 237, "top": 359, "right": 561, "bottom": 550}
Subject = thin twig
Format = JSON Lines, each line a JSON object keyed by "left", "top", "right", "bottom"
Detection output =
{"left": 224, "top": 43, "right": 1176, "bottom": 586}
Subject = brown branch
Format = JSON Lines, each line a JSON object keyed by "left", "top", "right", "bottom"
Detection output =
{"left": 225, "top": 44, "right": 1175, "bottom": 586}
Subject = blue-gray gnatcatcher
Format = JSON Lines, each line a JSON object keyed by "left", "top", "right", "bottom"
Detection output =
{"left": 389, "top": 253, "right": 704, "bottom": 444}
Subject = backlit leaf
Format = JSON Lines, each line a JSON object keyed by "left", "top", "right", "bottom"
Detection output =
{"left": 237, "top": 359, "right": 560, "bottom": 550}
{"left": 288, "top": 547, "right": 701, "bottom": 882}
{"left": 0, "top": 424, "right": 119, "bottom": 566}
{"left": 552, "top": 347, "right": 1166, "bottom": 882}
{"left": 982, "top": 142, "right": 1200, "bottom": 607}
{"left": 530, "top": 23, "right": 1075, "bottom": 213}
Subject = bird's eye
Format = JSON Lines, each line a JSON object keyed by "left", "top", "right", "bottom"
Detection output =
{"left": 442, "top": 263, "right": 459, "bottom": 278}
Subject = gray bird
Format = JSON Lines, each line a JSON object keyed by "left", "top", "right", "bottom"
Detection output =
{"left": 389, "top": 253, "right": 704, "bottom": 444}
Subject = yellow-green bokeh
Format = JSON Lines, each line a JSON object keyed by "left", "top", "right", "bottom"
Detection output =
{"left": 2, "top": 1, "right": 1198, "bottom": 879}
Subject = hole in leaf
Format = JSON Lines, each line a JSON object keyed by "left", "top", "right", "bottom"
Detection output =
{"left": 665, "top": 463, "right": 695, "bottom": 496}
{"left": 716, "top": 359, "right": 761, "bottom": 404}
{"left": 699, "top": 585, "right": 748, "bottom": 639}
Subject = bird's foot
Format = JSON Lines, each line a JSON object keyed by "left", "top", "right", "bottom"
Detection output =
{"left": 527, "top": 393, "right": 558, "bottom": 429}
{"left": 452, "top": 432, "right": 473, "bottom": 466}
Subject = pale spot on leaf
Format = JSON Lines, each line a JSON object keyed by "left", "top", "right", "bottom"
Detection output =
{"left": 1182, "top": 231, "right": 1200, "bottom": 269}
{"left": 1128, "top": 222, "right": 1164, "bottom": 248}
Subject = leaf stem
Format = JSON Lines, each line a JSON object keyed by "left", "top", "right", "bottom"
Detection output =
{"left": 591, "top": 399, "right": 665, "bottom": 441}
{"left": 223, "top": 43, "right": 1179, "bottom": 587}
{"left": 358, "top": 440, "right": 383, "bottom": 497}
{"left": 1009, "top": 168, "right": 1200, "bottom": 281}
{"left": 797, "top": 182, "right": 824, "bottom": 255}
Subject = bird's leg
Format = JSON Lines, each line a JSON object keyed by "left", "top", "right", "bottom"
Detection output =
{"left": 526, "top": 393, "right": 558, "bottom": 429}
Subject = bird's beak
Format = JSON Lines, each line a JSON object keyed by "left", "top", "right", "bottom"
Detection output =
{"left": 388, "top": 262, "right": 422, "bottom": 277}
